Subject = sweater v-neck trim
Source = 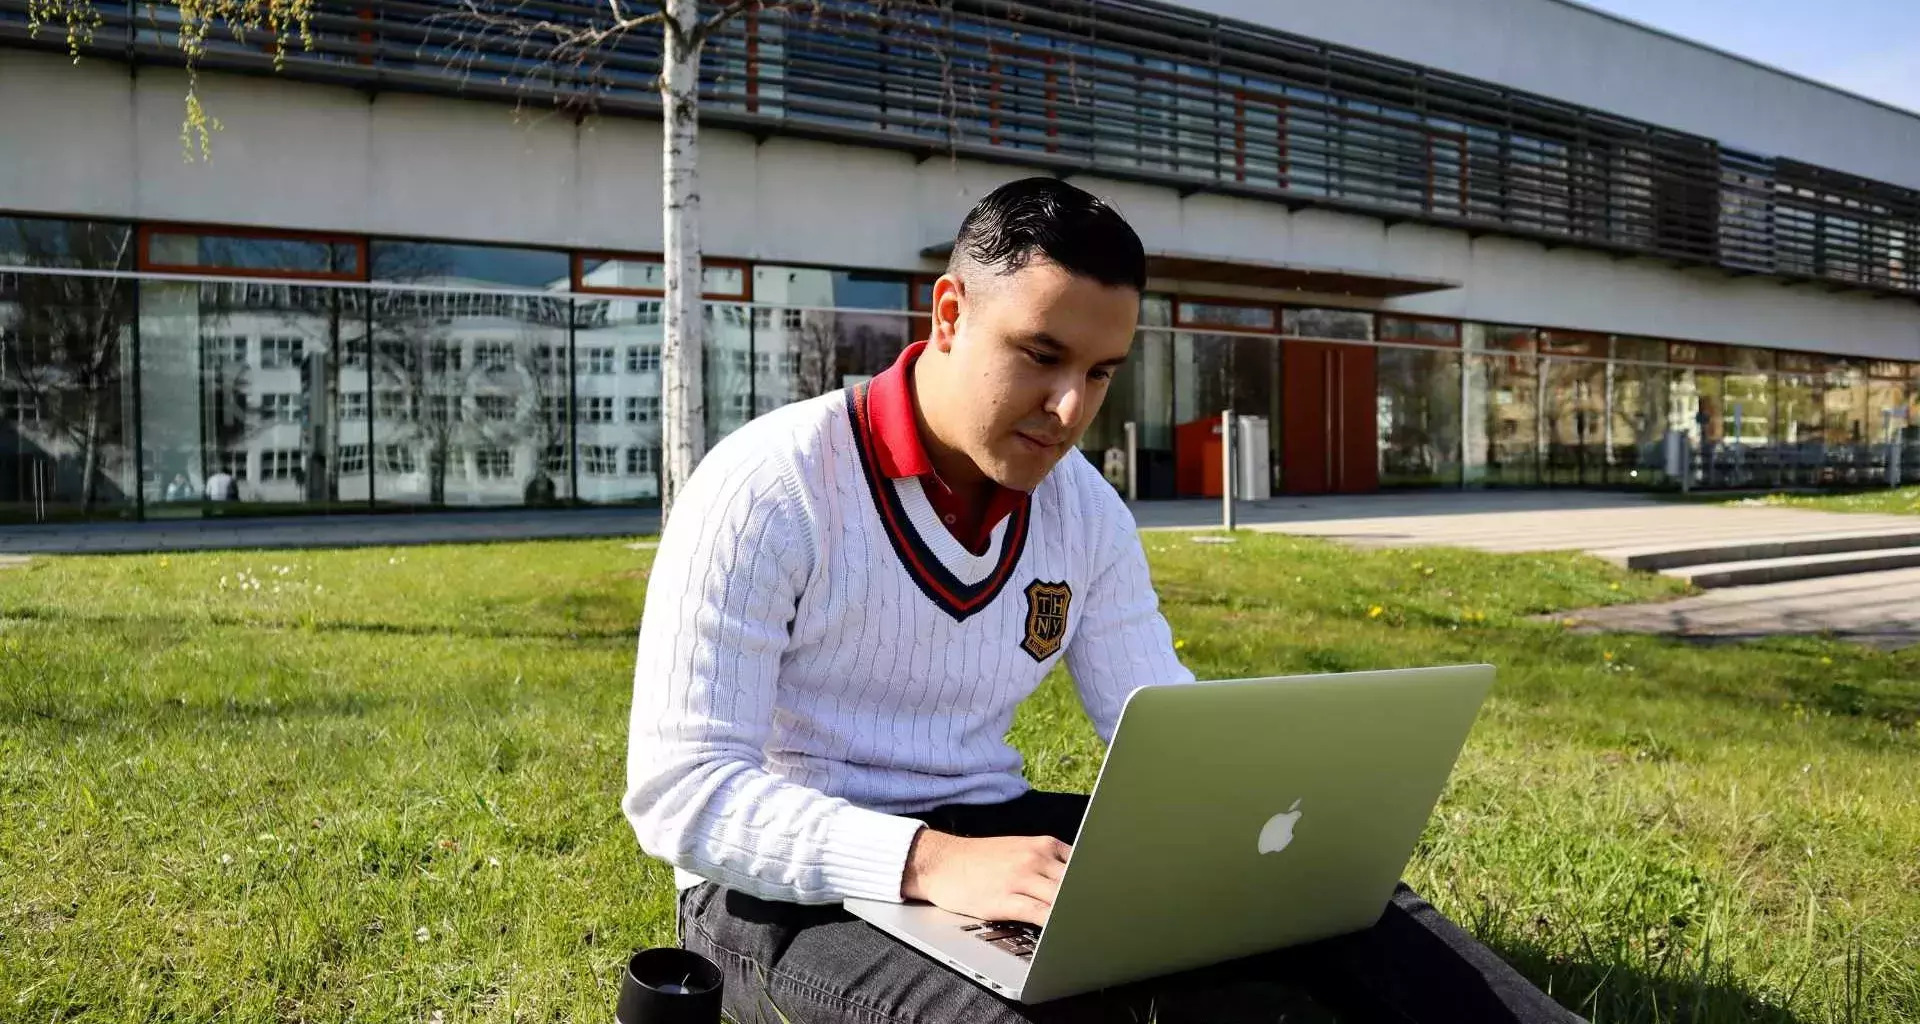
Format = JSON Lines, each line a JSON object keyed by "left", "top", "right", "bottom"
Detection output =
{"left": 846, "top": 383, "right": 1031, "bottom": 622}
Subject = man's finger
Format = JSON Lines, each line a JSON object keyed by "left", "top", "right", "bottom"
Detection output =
{"left": 1001, "top": 892, "right": 1052, "bottom": 927}
{"left": 1014, "top": 871, "right": 1061, "bottom": 909}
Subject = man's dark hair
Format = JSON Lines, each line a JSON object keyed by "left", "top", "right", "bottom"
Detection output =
{"left": 949, "top": 177, "right": 1147, "bottom": 291}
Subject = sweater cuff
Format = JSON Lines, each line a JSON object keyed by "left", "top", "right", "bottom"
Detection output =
{"left": 822, "top": 804, "right": 926, "bottom": 903}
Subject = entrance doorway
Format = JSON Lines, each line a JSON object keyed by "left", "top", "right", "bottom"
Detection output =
{"left": 1279, "top": 308, "right": 1379, "bottom": 495}
{"left": 1280, "top": 340, "right": 1377, "bottom": 494}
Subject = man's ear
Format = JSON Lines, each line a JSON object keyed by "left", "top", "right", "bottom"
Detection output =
{"left": 929, "top": 273, "right": 965, "bottom": 353}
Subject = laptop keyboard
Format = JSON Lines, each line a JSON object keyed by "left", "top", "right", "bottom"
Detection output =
{"left": 961, "top": 921, "right": 1042, "bottom": 960}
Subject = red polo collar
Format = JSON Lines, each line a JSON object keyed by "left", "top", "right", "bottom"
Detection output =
{"left": 867, "top": 341, "right": 1029, "bottom": 556}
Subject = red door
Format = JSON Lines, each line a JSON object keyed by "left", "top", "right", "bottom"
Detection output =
{"left": 1281, "top": 341, "right": 1377, "bottom": 495}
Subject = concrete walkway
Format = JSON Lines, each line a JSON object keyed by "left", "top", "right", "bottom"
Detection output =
{"left": 1138, "top": 490, "right": 1920, "bottom": 562}
{"left": 0, "top": 508, "right": 660, "bottom": 556}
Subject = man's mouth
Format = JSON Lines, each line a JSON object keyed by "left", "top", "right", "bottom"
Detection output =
{"left": 1015, "top": 431, "right": 1065, "bottom": 453}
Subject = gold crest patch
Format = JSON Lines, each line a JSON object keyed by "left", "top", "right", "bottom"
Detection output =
{"left": 1019, "top": 580, "right": 1073, "bottom": 661}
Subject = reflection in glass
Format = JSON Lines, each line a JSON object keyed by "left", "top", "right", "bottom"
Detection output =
{"left": 578, "top": 255, "right": 747, "bottom": 298}
{"left": 1376, "top": 346, "right": 1461, "bottom": 487}
{"left": 1082, "top": 297, "right": 1172, "bottom": 496}
{"left": 1464, "top": 325, "right": 1537, "bottom": 486}
{"left": 138, "top": 280, "right": 367, "bottom": 517}
{"left": 367, "top": 241, "right": 571, "bottom": 507}
{"left": 572, "top": 296, "right": 660, "bottom": 503}
{"left": 1718, "top": 347, "right": 1774, "bottom": 487}
{"left": 1540, "top": 332, "right": 1607, "bottom": 486}
{"left": 1376, "top": 317, "right": 1462, "bottom": 488}
{"left": 751, "top": 267, "right": 910, "bottom": 420}
{"left": 1607, "top": 338, "right": 1672, "bottom": 488}
{"left": 1821, "top": 360, "right": 1873, "bottom": 484}
{"left": 1, "top": 217, "right": 139, "bottom": 522}
{"left": 147, "top": 229, "right": 360, "bottom": 278}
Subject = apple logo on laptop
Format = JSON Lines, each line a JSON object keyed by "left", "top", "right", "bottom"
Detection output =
{"left": 1258, "top": 799, "right": 1303, "bottom": 855}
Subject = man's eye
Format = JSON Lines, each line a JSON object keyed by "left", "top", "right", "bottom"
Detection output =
{"left": 1089, "top": 368, "right": 1113, "bottom": 382}
{"left": 1026, "top": 349, "right": 1059, "bottom": 366}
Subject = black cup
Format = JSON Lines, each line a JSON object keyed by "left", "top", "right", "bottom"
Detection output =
{"left": 618, "top": 947, "right": 724, "bottom": 1024}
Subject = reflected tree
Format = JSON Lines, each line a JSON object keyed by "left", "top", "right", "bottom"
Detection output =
{"left": 0, "top": 222, "right": 134, "bottom": 513}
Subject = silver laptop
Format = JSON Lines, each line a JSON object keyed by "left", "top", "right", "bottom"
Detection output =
{"left": 843, "top": 664, "right": 1495, "bottom": 1004}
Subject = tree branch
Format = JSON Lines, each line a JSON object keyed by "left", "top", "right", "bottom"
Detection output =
{"left": 689, "top": 0, "right": 790, "bottom": 47}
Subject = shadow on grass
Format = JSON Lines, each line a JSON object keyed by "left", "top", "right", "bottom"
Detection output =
{"left": 0, "top": 602, "right": 635, "bottom": 645}
{"left": 1490, "top": 935, "right": 1836, "bottom": 1024}
{"left": 1, "top": 685, "right": 396, "bottom": 733}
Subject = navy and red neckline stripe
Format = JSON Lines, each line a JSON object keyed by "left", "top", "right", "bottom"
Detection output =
{"left": 847, "top": 382, "right": 1031, "bottom": 623}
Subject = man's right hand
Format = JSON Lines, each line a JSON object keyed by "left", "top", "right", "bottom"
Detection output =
{"left": 899, "top": 828, "right": 1071, "bottom": 927}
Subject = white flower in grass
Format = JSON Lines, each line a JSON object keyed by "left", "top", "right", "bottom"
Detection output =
{"left": 218, "top": 853, "right": 234, "bottom": 866}
{"left": 414, "top": 925, "right": 432, "bottom": 943}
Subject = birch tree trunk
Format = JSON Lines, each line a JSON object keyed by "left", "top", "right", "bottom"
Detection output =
{"left": 659, "top": 0, "right": 705, "bottom": 524}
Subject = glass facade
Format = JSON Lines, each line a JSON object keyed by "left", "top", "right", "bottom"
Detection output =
{"left": 5, "top": 212, "right": 1920, "bottom": 524}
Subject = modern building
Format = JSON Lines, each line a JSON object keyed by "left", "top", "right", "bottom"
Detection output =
{"left": 3, "top": 0, "right": 1918, "bottom": 523}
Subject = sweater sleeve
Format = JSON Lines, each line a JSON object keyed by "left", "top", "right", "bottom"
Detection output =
{"left": 1064, "top": 497, "right": 1197, "bottom": 744}
{"left": 621, "top": 451, "right": 925, "bottom": 905}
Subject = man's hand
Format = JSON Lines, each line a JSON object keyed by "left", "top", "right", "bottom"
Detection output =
{"left": 899, "top": 828, "right": 1071, "bottom": 927}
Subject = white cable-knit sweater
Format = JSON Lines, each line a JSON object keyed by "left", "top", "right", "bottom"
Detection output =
{"left": 622, "top": 386, "right": 1194, "bottom": 906}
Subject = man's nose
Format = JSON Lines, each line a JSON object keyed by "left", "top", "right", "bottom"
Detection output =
{"left": 1047, "top": 376, "right": 1086, "bottom": 429}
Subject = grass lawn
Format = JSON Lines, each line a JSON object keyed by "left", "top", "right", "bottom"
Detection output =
{"left": 1724, "top": 487, "right": 1920, "bottom": 516}
{"left": 2, "top": 534, "right": 1917, "bottom": 1023}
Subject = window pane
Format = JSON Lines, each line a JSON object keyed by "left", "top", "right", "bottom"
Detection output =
{"left": 1608, "top": 356, "right": 1673, "bottom": 488}
{"left": 371, "top": 241, "right": 568, "bottom": 289}
{"left": 579, "top": 256, "right": 747, "bottom": 297}
{"left": 1180, "top": 301, "right": 1274, "bottom": 330}
{"left": 750, "top": 267, "right": 911, "bottom": 422}
{"left": 1542, "top": 354, "right": 1607, "bottom": 485}
{"left": 574, "top": 293, "right": 661, "bottom": 504}
{"left": 148, "top": 230, "right": 359, "bottom": 277}
{"left": 1464, "top": 325, "right": 1538, "bottom": 486}
{"left": 1378, "top": 347, "right": 1461, "bottom": 487}
{"left": 366, "top": 283, "right": 569, "bottom": 508}
{"left": 1379, "top": 316, "right": 1460, "bottom": 347}
{"left": 1081, "top": 297, "right": 1172, "bottom": 497}
{"left": 0, "top": 216, "right": 134, "bottom": 271}
{"left": 136, "top": 281, "right": 368, "bottom": 517}
{"left": 1283, "top": 308, "right": 1373, "bottom": 340}
{"left": 2, "top": 268, "right": 139, "bottom": 522}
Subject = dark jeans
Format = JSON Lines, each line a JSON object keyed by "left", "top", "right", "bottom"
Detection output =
{"left": 678, "top": 790, "right": 1583, "bottom": 1024}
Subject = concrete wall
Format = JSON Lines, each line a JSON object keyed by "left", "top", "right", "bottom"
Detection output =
{"left": 1181, "top": 0, "right": 1920, "bottom": 191}
{"left": 5, "top": 51, "right": 1918, "bottom": 360}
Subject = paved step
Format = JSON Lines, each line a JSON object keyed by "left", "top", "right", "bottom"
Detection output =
{"left": 1568, "top": 565, "right": 1920, "bottom": 649}
{"left": 1668, "top": 545, "right": 1920, "bottom": 589}
{"left": 1613, "top": 530, "right": 1920, "bottom": 571}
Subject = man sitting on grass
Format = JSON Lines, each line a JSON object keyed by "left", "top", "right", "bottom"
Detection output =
{"left": 624, "top": 177, "right": 1578, "bottom": 1024}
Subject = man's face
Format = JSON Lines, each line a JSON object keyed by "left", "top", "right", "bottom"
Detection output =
{"left": 929, "top": 260, "right": 1138, "bottom": 491}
